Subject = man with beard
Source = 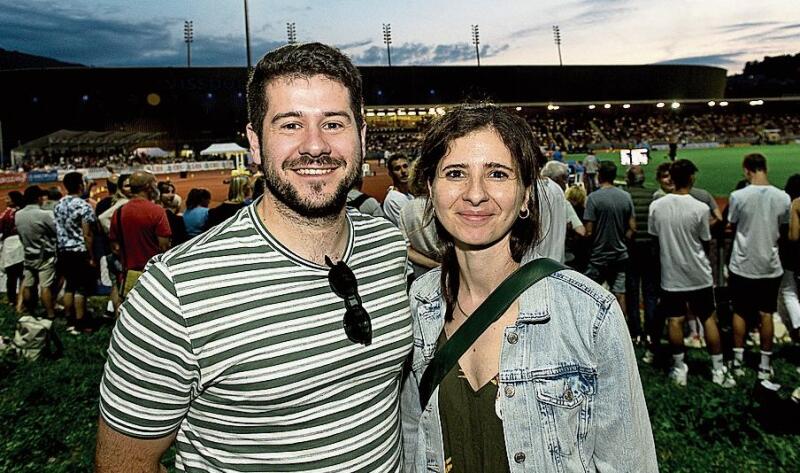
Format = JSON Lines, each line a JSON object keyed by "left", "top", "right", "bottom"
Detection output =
{"left": 95, "top": 43, "right": 411, "bottom": 473}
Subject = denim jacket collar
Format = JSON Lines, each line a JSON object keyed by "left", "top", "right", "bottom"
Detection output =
{"left": 412, "top": 257, "right": 553, "bottom": 324}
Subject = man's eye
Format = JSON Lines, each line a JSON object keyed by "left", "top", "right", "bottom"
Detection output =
{"left": 281, "top": 122, "right": 301, "bottom": 130}
{"left": 323, "top": 122, "right": 344, "bottom": 130}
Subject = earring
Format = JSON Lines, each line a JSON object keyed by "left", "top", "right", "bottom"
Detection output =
{"left": 519, "top": 206, "right": 530, "bottom": 219}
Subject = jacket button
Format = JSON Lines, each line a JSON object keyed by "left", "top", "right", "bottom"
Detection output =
{"left": 504, "top": 385, "right": 515, "bottom": 398}
{"left": 564, "top": 387, "right": 574, "bottom": 402}
{"left": 506, "top": 332, "right": 519, "bottom": 344}
{"left": 514, "top": 452, "right": 526, "bottom": 463}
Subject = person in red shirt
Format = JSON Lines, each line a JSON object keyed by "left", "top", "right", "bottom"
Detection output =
{"left": 109, "top": 171, "right": 171, "bottom": 295}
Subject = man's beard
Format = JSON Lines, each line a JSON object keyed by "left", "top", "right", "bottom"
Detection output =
{"left": 261, "top": 150, "right": 361, "bottom": 220}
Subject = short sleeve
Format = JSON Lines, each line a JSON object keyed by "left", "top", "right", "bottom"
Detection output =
{"left": 779, "top": 193, "right": 791, "bottom": 225}
{"left": 565, "top": 201, "right": 582, "bottom": 228}
{"left": 647, "top": 201, "right": 658, "bottom": 236}
{"left": 698, "top": 208, "right": 711, "bottom": 242}
{"left": 81, "top": 201, "right": 97, "bottom": 223}
{"left": 156, "top": 208, "right": 172, "bottom": 238}
{"left": 727, "top": 193, "right": 738, "bottom": 224}
{"left": 99, "top": 259, "right": 199, "bottom": 438}
{"left": 584, "top": 195, "right": 597, "bottom": 222}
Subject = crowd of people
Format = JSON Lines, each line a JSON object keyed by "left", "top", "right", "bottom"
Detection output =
{"left": 2, "top": 41, "right": 798, "bottom": 471}
{"left": 0, "top": 167, "right": 258, "bottom": 331}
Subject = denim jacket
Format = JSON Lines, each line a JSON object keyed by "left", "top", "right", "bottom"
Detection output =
{"left": 401, "top": 260, "right": 658, "bottom": 472}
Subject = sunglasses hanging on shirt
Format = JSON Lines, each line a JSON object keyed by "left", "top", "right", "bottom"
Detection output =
{"left": 325, "top": 255, "right": 372, "bottom": 346}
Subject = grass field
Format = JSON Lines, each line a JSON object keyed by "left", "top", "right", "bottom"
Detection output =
{"left": 1, "top": 298, "right": 799, "bottom": 472}
{"left": 583, "top": 143, "right": 800, "bottom": 197}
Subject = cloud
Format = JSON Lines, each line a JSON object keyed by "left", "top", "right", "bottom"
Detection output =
{"left": 655, "top": 53, "right": 742, "bottom": 68}
{"left": 0, "top": 0, "right": 283, "bottom": 66}
{"left": 717, "top": 21, "right": 781, "bottom": 32}
{"left": 351, "top": 42, "right": 510, "bottom": 65}
{"left": 336, "top": 39, "right": 374, "bottom": 50}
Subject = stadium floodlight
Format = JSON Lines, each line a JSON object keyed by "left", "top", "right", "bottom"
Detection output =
{"left": 382, "top": 23, "right": 392, "bottom": 66}
{"left": 436, "top": 107, "right": 446, "bottom": 115}
{"left": 429, "top": 107, "right": 437, "bottom": 115}
{"left": 184, "top": 21, "right": 193, "bottom": 67}
{"left": 719, "top": 101, "right": 729, "bottom": 107}
{"left": 377, "top": 111, "right": 386, "bottom": 116}
{"left": 707, "top": 100, "right": 716, "bottom": 107}
{"left": 552, "top": 25, "right": 563, "bottom": 66}
{"left": 671, "top": 102, "right": 680, "bottom": 109}
{"left": 243, "top": 0, "right": 252, "bottom": 69}
{"left": 623, "top": 104, "right": 631, "bottom": 109}
{"left": 471, "top": 25, "right": 481, "bottom": 66}
{"left": 749, "top": 99, "right": 764, "bottom": 106}
{"left": 418, "top": 110, "right": 426, "bottom": 115}
{"left": 588, "top": 104, "right": 596, "bottom": 110}
{"left": 286, "top": 22, "right": 297, "bottom": 45}
{"left": 408, "top": 111, "right": 417, "bottom": 116}
{"left": 604, "top": 103, "right": 611, "bottom": 109}
{"left": 515, "top": 106, "right": 522, "bottom": 111}
{"left": 366, "top": 110, "right": 375, "bottom": 117}
{"left": 656, "top": 102, "right": 665, "bottom": 108}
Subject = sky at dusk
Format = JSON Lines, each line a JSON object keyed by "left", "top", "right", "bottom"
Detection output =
{"left": 1, "top": 0, "right": 798, "bottom": 73}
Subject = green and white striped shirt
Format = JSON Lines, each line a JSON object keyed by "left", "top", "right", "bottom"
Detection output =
{"left": 99, "top": 204, "right": 412, "bottom": 472}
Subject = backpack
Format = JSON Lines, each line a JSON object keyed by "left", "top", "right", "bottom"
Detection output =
{"left": 11, "top": 316, "right": 63, "bottom": 361}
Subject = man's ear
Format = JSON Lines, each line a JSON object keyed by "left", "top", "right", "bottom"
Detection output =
{"left": 360, "top": 120, "right": 367, "bottom": 159}
{"left": 246, "top": 123, "right": 262, "bottom": 165}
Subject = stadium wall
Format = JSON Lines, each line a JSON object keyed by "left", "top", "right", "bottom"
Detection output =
{"left": 0, "top": 64, "right": 725, "bottom": 159}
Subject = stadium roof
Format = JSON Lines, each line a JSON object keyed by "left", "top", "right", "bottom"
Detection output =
{"left": 13, "top": 129, "right": 165, "bottom": 154}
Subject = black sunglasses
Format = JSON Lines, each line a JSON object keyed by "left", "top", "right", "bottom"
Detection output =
{"left": 325, "top": 256, "right": 372, "bottom": 346}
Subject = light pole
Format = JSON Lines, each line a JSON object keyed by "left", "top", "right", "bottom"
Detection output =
{"left": 286, "top": 22, "right": 297, "bottom": 45}
{"left": 382, "top": 23, "right": 392, "bottom": 66}
{"left": 184, "top": 20, "right": 193, "bottom": 67}
{"left": 243, "top": 0, "right": 252, "bottom": 69}
{"left": 471, "top": 24, "right": 480, "bottom": 66}
{"left": 553, "top": 25, "right": 563, "bottom": 66}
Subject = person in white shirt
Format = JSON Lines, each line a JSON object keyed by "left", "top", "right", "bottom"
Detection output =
{"left": 382, "top": 153, "right": 413, "bottom": 226}
{"left": 727, "top": 153, "right": 791, "bottom": 380}
{"left": 534, "top": 161, "right": 570, "bottom": 262}
{"left": 649, "top": 159, "right": 735, "bottom": 388}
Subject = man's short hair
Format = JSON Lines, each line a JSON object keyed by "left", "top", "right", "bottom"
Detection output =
{"left": 63, "top": 172, "right": 84, "bottom": 194}
{"left": 47, "top": 186, "right": 63, "bottom": 201}
{"left": 597, "top": 161, "right": 617, "bottom": 183}
{"left": 669, "top": 159, "right": 698, "bottom": 189}
{"left": 246, "top": 43, "right": 364, "bottom": 143}
{"left": 743, "top": 153, "right": 767, "bottom": 173}
{"left": 541, "top": 161, "right": 569, "bottom": 180}
{"left": 656, "top": 161, "right": 672, "bottom": 179}
{"left": 23, "top": 186, "right": 44, "bottom": 206}
{"left": 626, "top": 165, "right": 645, "bottom": 186}
{"left": 387, "top": 153, "right": 408, "bottom": 172}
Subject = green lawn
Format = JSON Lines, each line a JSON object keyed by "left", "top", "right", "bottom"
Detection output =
{"left": 576, "top": 143, "right": 800, "bottom": 197}
{"left": 1, "top": 300, "right": 799, "bottom": 472}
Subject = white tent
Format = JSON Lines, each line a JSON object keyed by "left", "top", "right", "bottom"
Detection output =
{"left": 133, "top": 147, "right": 171, "bottom": 158}
{"left": 200, "top": 143, "right": 248, "bottom": 157}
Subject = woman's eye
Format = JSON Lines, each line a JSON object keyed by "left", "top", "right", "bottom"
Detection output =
{"left": 487, "top": 170, "right": 511, "bottom": 180}
{"left": 444, "top": 169, "right": 467, "bottom": 180}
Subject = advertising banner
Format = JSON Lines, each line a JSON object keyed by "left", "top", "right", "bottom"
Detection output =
{"left": 27, "top": 170, "right": 59, "bottom": 184}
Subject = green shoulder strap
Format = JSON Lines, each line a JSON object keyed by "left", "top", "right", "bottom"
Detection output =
{"left": 418, "top": 257, "right": 567, "bottom": 408}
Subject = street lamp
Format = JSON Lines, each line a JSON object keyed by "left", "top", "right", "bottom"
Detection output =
{"left": 553, "top": 25, "right": 563, "bottom": 66}
{"left": 382, "top": 23, "right": 392, "bottom": 66}
{"left": 286, "top": 22, "right": 297, "bottom": 45}
{"left": 471, "top": 24, "right": 480, "bottom": 66}
{"left": 183, "top": 20, "right": 193, "bottom": 67}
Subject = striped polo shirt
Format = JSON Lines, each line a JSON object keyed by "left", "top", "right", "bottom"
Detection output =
{"left": 99, "top": 204, "right": 412, "bottom": 472}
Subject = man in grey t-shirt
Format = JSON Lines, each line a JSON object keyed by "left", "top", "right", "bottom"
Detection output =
{"left": 14, "top": 185, "right": 58, "bottom": 318}
{"left": 728, "top": 153, "right": 791, "bottom": 380}
{"left": 649, "top": 160, "right": 735, "bottom": 388}
{"left": 584, "top": 161, "right": 635, "bottom": 318}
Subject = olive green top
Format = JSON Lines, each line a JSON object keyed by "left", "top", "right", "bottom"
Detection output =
{"left": 437, "top": 331, "right": 510, "bottom": 473}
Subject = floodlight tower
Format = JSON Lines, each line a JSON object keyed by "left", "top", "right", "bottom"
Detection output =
{"left": 553, "top": 25, "right": 563, "bottom": 66}
{"left": 286, "top": 22, "right": 297, "bottom": 44}
{"left": 243, "top": 0, "right": 252, "bottom": 69}
{"left": 471, "top": 24, "right": 481, "bottom": 66}
{"left": 184, "top": 20, "right": 193, "bottom": 67}
{"left": 382, "top": 23, "right": 392, "bottom": 66}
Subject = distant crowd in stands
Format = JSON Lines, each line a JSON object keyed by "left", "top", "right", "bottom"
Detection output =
{"left": 366, "top": 110, "right": 800, "bottom": 159}
{"left": 12, "top": 150, "right": 234, "bottom": 172}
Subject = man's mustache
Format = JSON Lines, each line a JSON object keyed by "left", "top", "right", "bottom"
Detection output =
{"left": 282, "top": 155, "right": 346, "bottom": 169}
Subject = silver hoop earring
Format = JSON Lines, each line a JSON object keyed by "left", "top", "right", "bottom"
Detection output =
{"left": 519, "top": 207, "right": 530, "bottom": 219}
